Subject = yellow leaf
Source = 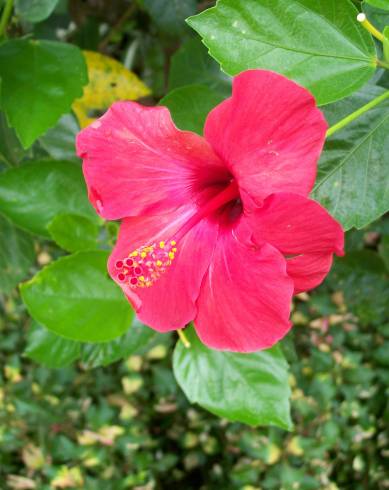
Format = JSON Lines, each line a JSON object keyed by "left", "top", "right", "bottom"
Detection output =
{"left": 73, "top": 51, "right": 151, "bottom": 128}
{"left": 51, "top": 466, "right": 84, "bottom": 488}
{"left": 22, "top": 444, "right": 45, "bottom": 471}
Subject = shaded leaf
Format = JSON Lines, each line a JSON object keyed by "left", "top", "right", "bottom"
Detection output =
{"left": 39, "top": 113, "right": 79, "bottom": 161}
{"left": 25, "top": 322, "right": 81, "bottom": 368}
{"left": 0, "top": 39, "right": 87, "bottom": 147}
{"left": 20, "top": 251, "right": 134, "bottom": 342}
{"left": 0, "top": 111, "right": 26, "bottom": 167}
{"left": 168, "top": 37, "right": 231, "bottom": 95}
{"left": 143, "top": 0, "right": 197, "bottom": 36}
{"left": 173, "top": 326, "right": 292, "bottom": 429}
{"left": 187, "top": 0, "right": 376, "bottom": 105}
{"left": 15, "top": 0, "right": 60, "bottom": 22}
{"left": 0, "top": 215, "right": 35, "bottom": 293}
{"left": 0, "top": 160, "right": 96, "bottom": 237}
{"left": 364, "top": 0, "right": 389, "bottom": 10}
{"left": 313, "top": 85, "right": 389, "bottom": 229}
{"left": 160, "top": 84, "right": 224, "bottom": 134}
{"left": 328, "top": 251, "right": 389, "bottom": 325}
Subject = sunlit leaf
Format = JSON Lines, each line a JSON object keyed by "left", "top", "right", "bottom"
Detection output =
{"left": 187, "top": 0, "right": 376, "bottom": 105}
{"left": 173, "top": 326, "right": 292, "bottom": 429}
{"left": 47, "top": 213, "right": 100, "bottom": 252}
{"left": 21, "top": 251, "right": 134, "bottom": 342}
{"left": 0, "top": 160, "right": 96, "bottom": 237}
{"left": 0, "top": 39, "right": 87, "bottom": 148}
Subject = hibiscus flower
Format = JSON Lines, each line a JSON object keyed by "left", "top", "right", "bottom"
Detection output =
{"left": 76, "top": 70, "right": 344, "bottom": 352}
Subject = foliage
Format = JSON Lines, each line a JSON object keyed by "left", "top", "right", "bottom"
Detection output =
{"left": 0, "top": 0, "right": 389, "bottom": 486}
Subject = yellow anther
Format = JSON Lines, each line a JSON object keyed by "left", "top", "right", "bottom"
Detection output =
{"left": 159, "top": 241, "right": 165, "bottom": 248}
{"left": 170, "top": 240, "right": 176, "bottom": 246}
{"left": 172, "top": 247, "right": 177, "bottom": 252}
{"left": 130, "top": 251, "right": 138, "bottom": 257}
{"left": 156, "top": 260, "right": 162, "bottom": 267}
{"left": 141, "top": 252, "right": 147, "bottom": 258}
{"left": 168, "top": 252, "right": 175, "bottom": 260}
{"left": 139, "top": 276, "right": 145, "bottom": 281}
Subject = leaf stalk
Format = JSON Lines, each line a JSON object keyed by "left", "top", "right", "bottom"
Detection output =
{"left": 326, "top": 91, "right": 389, "bottom": 138}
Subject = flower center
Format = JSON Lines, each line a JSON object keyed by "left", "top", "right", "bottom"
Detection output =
{"left": 115, "top": 180, "right": 239, "bottom": 289}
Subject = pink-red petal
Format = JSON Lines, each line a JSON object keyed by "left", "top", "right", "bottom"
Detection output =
{"left": 286, "top": 253, "right": 334, "bottom": 294}
{"left": 77, "top": 101, "right": 229, "bottom": 220}
{"left": 108, "top": 206, "right": 218, "bottom": 331}
{"left": 249, "top": 192, "right": 344, "bottom": 294}
{"left": 204, "top": 70, "right": 327, "bottom": 207}
{"left": 194, "top": 229, "right": 294, "bottom": 353}
{"left": 250, "top": 193, "right": 344, "bottom": 256}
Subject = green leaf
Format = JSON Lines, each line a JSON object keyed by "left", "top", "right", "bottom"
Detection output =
{"left": 173, "top": 326, "right": 292, "bottom": 429}
{"left": 80, "top": 318, "right": 157, "bottom": 368}
{"left": 25, "top": 322, "right": 81, "bottom": 368}
{"left": 364, "top": 0, "right": 389, "bottom": 10}
{"left": 328, "top": 251, "right": 389, "bottom": 325}
{"left": 47, "top": 213, "right": 100, "bottom": 253}
{"left": 143, "top": 0, "right": 197, "bottom": 36}
{"left": 0, "top": 39, "right": 87, "bottom": 148}
{"left": 312, "top": 85, "right": 389, "bottom": 229}
{"left": 0, "top": 215, "right": 35, "bottom": 293}
{"left": 168, "top": 38, "right": 231, "bottom": 95}
{"left": 0, "top": 160, "right": 96, "bottom": 237}
{"left": 15, "top": 0, "right": 60, "bottom": 22}
{"left": 0, "top": 111, "right": 26, "bottom": 167}
{"left": 20, "top": 251, "right": 134, "bottom": 342}
{"left": 160, "top": 85, "right": 224, "bottom": 135}
{"left": 187, "top": 0, "right": 376, "bottom": 105}
{"left": 39, "top": 113, "right": 79, "bottom": 161}
{"left": 24, "top": 317, "right": 156, "bottom": 369}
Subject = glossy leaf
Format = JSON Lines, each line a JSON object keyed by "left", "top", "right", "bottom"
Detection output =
{"left": 364, "top": 0, "right": 389, "bottom": 10}
{"left": 15, "top": 0, "right": 60, "bottom": 22}
{"left": 160, "top": 85, "right": 224, "bottom": 135}
{"left": 20, "top": 251, "right": 134, "bottom": 342}
{"left": 0, "top": 39, "right": 87, "bottom": 148}
{"left": 313, "top": 85, "right": 389, "bottom": 229}
{"left": 173, "top": 326, "right": 292, "bottom": 429}
{"left": 39, "top": 114, "right": 79, "bottom": 161}
{"left": 72, "top": 50, "right": 150, "bottom": 128}
{"left": 47, "top": 214, "right": 100, "bottom": 253}
{"left": 168, "top": 37, "right": 231, "bottom": 95}
{"left": 187, "top": 0, "right": 376, "bottom": 105}
{"left": 25, "top": 322, "right": 81, "bottom": 368}
{"left": 143, "top": 0, "right": 197, "bottom": 35}
{"left": 0, "top": 215, "right": 35, "bottom": 293}
{"left": 0, "top": 160, "right": 96, "bottom": 237}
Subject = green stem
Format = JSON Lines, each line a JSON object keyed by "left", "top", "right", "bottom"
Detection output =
{"left": 326, "top": 91, "right": 389, "bottom": 138}
{"left": 0, "top": 0, "right": 13, "bottom": 38}
{"left": 377, "top": 59, "right": 389, "bottom": 70}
